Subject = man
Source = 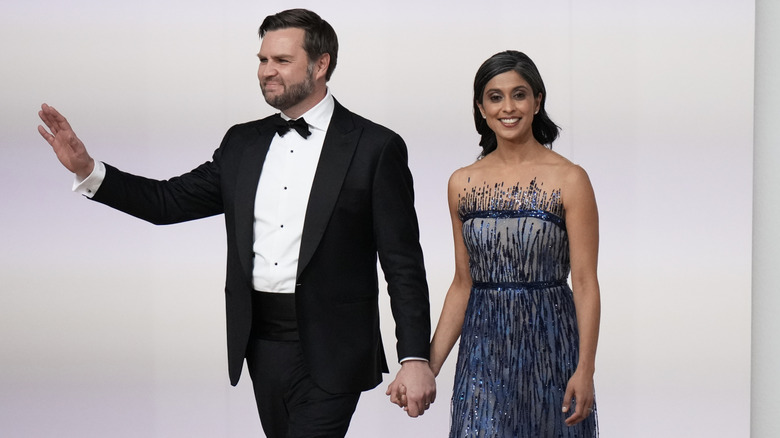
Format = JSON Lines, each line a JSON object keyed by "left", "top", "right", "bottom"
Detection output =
{"left": 37, "top": 8, "right": 435, "bottom": 438}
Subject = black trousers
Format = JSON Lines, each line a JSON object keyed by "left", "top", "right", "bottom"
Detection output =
{"left": 247, "top": 292, "right": 360, "bottom": 438}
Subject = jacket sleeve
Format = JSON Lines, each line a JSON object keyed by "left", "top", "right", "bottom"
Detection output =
{"left": 372, "top": 133, "right": 431, "bottom": 361}
{"left": 90, "top": 135, "right": 228, "bottom": 225}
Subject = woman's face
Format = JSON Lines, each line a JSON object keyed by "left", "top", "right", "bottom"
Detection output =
{"left": 477, "top": 70, "right": 541, "bottom": 144}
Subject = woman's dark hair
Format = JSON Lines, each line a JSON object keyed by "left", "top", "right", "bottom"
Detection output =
{"left": 259, "top": 9, "right": 339, "bottom": 81}
{"left": 473, "top": 50, "right": 560, "bottom": 157}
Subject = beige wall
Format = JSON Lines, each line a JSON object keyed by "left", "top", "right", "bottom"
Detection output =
{"left": 753, "top": 0, "right": 779, "bottom": 436}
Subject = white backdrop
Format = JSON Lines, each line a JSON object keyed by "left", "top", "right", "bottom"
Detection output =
{"left": 0, "top": 1, "right": 754, "bottom": 436}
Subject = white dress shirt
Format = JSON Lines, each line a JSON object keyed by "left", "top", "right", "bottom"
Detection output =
{"left": 252, "top": 92, "right": 333, "bottom": 293}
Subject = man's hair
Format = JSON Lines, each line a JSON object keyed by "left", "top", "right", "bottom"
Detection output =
{"left": 259, "top": 9, "right": 339, "bottom": 81}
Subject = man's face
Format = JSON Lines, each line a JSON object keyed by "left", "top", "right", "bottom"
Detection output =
{"left": 257, "top": 28, "right": 315, "bottom": 112}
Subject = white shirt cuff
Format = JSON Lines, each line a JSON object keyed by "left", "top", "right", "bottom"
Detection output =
{"left": 399, "top": 357, "right": 429, "bottom": 364}
{"left": 72, "top": 161, "right": 106, "bottom": 198}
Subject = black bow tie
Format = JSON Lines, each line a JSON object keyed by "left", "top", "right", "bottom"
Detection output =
{"left": 271, "top": 114, "right": 311, "bottom": 139}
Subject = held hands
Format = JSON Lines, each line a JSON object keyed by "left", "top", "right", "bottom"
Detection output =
{"left": 561, "top": 368, "right": 596, "bottom": 426}
{"left": 37, "top": 103, "right": 94, "bottom": 179}
{"left": 385, "top": 360, "right": 436, "bottom": 417}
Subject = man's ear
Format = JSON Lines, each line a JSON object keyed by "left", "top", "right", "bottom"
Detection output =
{"left": 314, "top": 53, "right": 330, "bottom": 81}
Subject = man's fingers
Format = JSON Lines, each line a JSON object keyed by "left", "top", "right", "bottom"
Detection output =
{"left": 386, "top": 382, "right": 408, "bottom": 408}
{"left": 37, "top": 125, "right": 52, "bottom": 143}
{"left": 403, "top": 391, "right": 436, "bottom": 417}
{"left": 405, "top": 402, "right": 422, "bottom": 417}
{"left": 38, "top": 109, "right": 64, "bottom": 142}
{"left": 39, "top": 104, "right": 57, "bottom": 126}
{"left": 39, "top": 104, "right": 69, "bottom": 134}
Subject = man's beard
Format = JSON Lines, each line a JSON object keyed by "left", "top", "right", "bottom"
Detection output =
{"left": 262, "top": 64, "right": 315, "bottom": 111}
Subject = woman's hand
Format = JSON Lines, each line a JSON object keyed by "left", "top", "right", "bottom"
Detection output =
{"left": 562, "top": 368, "right": 595, "bottom": 426}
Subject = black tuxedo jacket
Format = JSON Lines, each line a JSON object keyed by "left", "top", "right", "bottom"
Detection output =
{"left": 91, "top": 100, "right": 431, "bottom": 393}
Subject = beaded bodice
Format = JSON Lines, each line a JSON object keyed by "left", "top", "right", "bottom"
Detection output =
{"left": 457, "top": 178, "right": 569, "bottom": 285}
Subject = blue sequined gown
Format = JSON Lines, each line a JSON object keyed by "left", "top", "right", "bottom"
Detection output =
{"left": 450, "top": 179, "right": 598, "bottom": 437}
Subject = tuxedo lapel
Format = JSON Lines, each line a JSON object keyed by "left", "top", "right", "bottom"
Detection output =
{"left": 234, "top": 123, "right": 276, "bottom": 280}
{"left": 297, "top": 102, "right": 361, "bottom": 278}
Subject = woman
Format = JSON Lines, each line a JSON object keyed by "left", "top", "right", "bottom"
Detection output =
{"left": 430, "top": 51, "right": 600, "bottom": 437}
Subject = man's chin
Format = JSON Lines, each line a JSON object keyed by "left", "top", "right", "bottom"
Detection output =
{"left": 262, "top": 95, "right": 285, "bottom": 110}
{"left": 266, "top": 102, "right": 290, "bottom": 111}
